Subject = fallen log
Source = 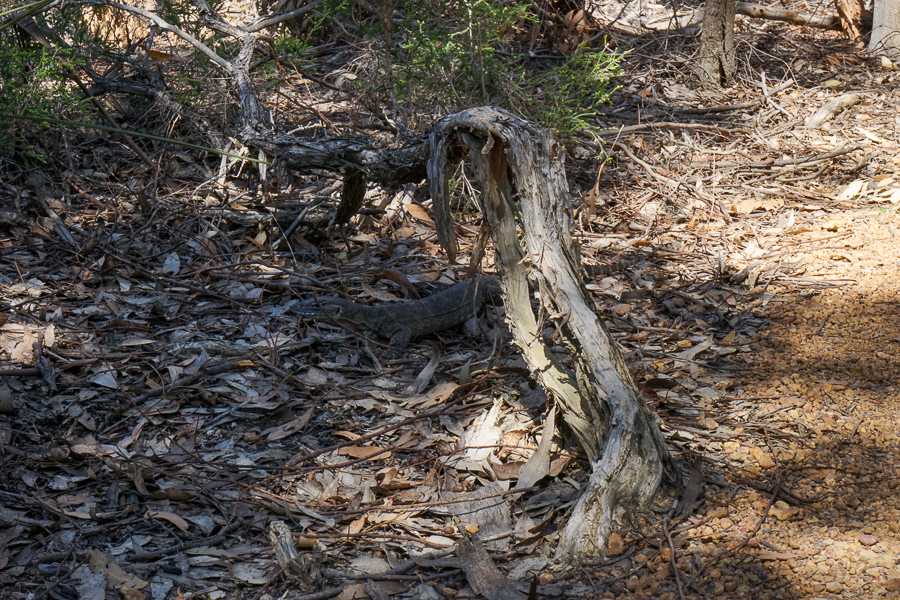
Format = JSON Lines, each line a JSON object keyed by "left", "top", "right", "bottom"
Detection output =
{"left": 646, "top": 2, "right": 842, "bottom": 30}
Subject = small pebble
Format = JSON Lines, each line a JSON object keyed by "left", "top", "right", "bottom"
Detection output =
{"left": 859, "top": 534, "right": 878, "bottom": 546}
{"left": 607, "top": 533, "right": 626, "bottom": 556}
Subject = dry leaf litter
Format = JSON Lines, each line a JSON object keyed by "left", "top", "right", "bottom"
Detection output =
{"left": 3, "top": 4, "right": 900, "bottom": 600}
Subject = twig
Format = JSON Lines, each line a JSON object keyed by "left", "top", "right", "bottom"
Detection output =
{"left": 131, "top": 355, "right": 254, "bottom": 403}
{"left": 593, "top": 122, "right": 736, "bottom": 136}
{"left": 84, "top": 1, "right": 233, "bottom": 72}
{"left": 662, "top": 523, "right": 686, "bottom": 600}
{"left": 730, "top": 480, "right": 782, "bottom": 560}
{"left": 128, "top": 522, "right": 242, "bottom": 562}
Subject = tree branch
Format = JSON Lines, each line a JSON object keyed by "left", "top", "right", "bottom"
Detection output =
{"left": 84, "top": 0, "right": 234, "bottom": 73}
{"left": 242, "top": 0, "right": 325, "bottom": 33}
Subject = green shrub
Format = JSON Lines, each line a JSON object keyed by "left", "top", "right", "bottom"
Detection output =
{"left": 0, "top": 41, "right": 86, "bottom": 166}
{"left": 384, "top": 2, "right": 621, "bottom": 138}
{"left": 529, "top": 44, "right": 622, "bottom": 139}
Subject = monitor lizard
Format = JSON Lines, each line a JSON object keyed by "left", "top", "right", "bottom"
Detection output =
{"left": 299, "top": 276, "right": 500, "bottom": 348}
{"left": 298, "top": 257, "right": 639, "bottom": 348}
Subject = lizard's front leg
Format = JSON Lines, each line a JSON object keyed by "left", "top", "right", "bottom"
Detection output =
{"left": 388, "top": 325, "right": 413, "bottom": 349}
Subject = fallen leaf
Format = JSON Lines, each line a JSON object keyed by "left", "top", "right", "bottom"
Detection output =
{"left": 338, "top": 446, "right": 391, "bottom": 460}
{"left": 516, "top": 405, "right": 555, "bottom": 489}
{"left": 146, "top": 510, "right": 190, "bottom": 532}
{"left": 837, "top": 179, "right": 867, "bottom": 201}
{"left": 403, "top": 202, "right": 434, "bottom": 224}
{"left": 731, "top": 198, "right": 785, "bottom": 214}
{"left": 361, "top": 282, "right": 400, "bottom": 301}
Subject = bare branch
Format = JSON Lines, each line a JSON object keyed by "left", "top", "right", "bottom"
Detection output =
{"left": 82, "top": 0, "right": 234, "bottom": 73}
{"left": 242, "top": 0, "right": 325, "bottom": 33}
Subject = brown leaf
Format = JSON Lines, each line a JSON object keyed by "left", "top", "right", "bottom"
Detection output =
{"left": 339, "top": 446, "right": 391, "bottom": 460}
{"left": 403, "top": 202, "right": 434, "bottom": 224}
{"left": 361, "top": 282, "right": 399, "bottom": 302}
{"left": 548, "top": 455, "right": 571, "bottom": 477}
{"left": 375, "top": 270, "right": 419, "bottom": 297}
{"left": 146, "top": 510, "right": 190, "bottom": 532}
{"left": 492, "top": 461, "right": 523, "bottom": 480}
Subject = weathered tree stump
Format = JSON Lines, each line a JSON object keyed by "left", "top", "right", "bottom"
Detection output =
{"left": 428, "top": 107, "right": 669, "bottom": 563}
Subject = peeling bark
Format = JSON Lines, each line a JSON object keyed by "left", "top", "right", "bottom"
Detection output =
{"left": 428, "top": 107, "right": 669, "bottom": 564}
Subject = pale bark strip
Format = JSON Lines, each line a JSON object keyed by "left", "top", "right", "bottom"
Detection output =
{"left": 805, "top": 94, "right": 863, "bottom": 127}
{"left": 428, "top": 107, "right": 668, "bottom": 563}
{"left": 736, "top": 3, "right": 841, "bottom": 29}
{"left": 838, "top": 0, "right": 866, "bottom": 39}
{"left": 651, "top": 3, "right": 840, "bottom": 31}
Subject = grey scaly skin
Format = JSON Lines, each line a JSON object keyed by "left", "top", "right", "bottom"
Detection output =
{"left": 297, "top": 256, "right": 640, "bottom": 347}
{"left": 302, "top": 276, "right": 500, "bottom": 348}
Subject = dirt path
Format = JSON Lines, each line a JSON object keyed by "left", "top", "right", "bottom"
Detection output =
{"left": 596, "top": 207, "right": 900, "bottom": 600}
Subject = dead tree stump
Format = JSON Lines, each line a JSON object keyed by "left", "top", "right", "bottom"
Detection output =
{"left": 428, "top": 107, "right": 669, "bottom": 563}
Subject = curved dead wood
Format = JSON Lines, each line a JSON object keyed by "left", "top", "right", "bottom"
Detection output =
{"left": 428, "top": 107, "right": 669, "bottom": 563}
{"left": 654, "top": 2, "right": 842, "bottom": 30}
{"left": 21, "top": 1, "right": 429, "bottom": 189}
{"left": 250, "top": 134, "right": 429, "bottom": 189}
{"left": 805, "top": 94, "right": 863, "bottom": 128}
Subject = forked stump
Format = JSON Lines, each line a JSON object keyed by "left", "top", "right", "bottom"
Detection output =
{"left": 428, "top": 107, "right": 669, "bottom": 564}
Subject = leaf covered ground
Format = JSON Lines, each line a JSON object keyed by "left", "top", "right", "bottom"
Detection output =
{"left": 2, "top": 4, "right": 900, "bottom": 600}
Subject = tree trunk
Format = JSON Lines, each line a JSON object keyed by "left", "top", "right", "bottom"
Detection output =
{"left": 428, "top": 107, "right": 669, "bottom": 564}
{"left": 696, "top": 0, "right": 737, "bottom": 85}
{"left": 870, "top": 0, "right": 900, "bottom": 56}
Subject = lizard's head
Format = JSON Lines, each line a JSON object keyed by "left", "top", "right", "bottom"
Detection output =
{"left": 320, "top": 302, "right": 345, "bottom": 319}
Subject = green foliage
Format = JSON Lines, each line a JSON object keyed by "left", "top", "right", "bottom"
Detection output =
{"left": 0, "top": 40, "right": 86, "bottom": 165}
{"left": 393, "top": 1, "right": 534, "bottom": 112}
{"left": 273, "top": 35, "right": 313, "bottom": 57}
{"left": 529, "top": 45, "right": 622, "bottom": 139}
{"left": 381, "top": 2, "right": 620, "bottom": 138}
{"left": 305, "top": 0, "right": 355, "bottom": 37}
